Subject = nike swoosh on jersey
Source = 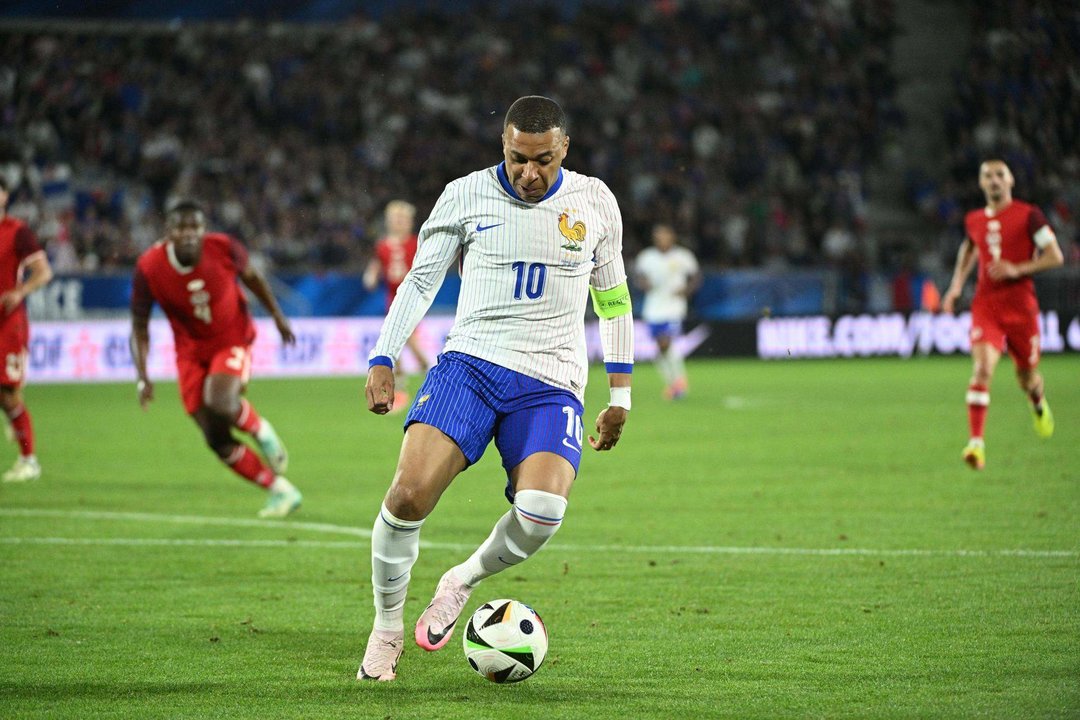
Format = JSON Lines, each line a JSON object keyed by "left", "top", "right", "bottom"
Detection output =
{"left": 562, "top": 438, "right": 581, "bottom": 454}
{"left": 475, "top": 222, "right": 504, "bottom": 232}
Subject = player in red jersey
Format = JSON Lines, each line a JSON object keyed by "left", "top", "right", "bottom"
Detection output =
{"left": 0, "top": 177, "right": 53, "bottom": 482}
{"left": 130, "top": 200, "right": 302, "bottom": 517}
{"left": 942, "top": 160, "right": 1064, "bottom": 470}
{"left": 363, "top": 200, "right": 429, "bottom": 410}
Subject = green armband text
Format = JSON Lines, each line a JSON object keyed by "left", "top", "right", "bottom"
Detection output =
{"left": 590, "top": 282, "right": 632, "bottom": 319}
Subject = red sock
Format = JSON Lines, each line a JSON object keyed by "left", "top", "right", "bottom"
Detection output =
{"left": 223, "top": 445, "right": 274, "bottom": 488}
{"left": 966, "top": 383, "right": 989, "bottom": 440}
{"left": 5, "top": 403, "right": 35, "bottom": 457}
{"left": 234, "top": 398, "right": 262, "bottom": 435}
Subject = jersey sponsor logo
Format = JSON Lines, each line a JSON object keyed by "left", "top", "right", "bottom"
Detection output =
{"left": 186, "top": 279, "right": 206, "bottom": 291}
{"left": 557, "top": 211, "right": 586, "bottom": 251}
{"left": 475, "top": 222, "right": 504, "bottom": 232}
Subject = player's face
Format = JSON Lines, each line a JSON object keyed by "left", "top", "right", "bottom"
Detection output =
{"left": 978, "top": 162, "right": 1014, "bottom": 203}
{"left": 385, "top": 207, "right": 414, "bottom": 236}
{"left": 502, "top": 125, "right": 569, "bottom": 203}
{"left": 167, "top": 210, "right": 207, "bottom": 266}
{"left": 652, "top": 226, "right": 676, "bottom": 251}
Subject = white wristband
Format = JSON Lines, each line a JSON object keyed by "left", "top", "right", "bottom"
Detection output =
{"left": 608, "top": 386, "right": 631, "bottom": 411}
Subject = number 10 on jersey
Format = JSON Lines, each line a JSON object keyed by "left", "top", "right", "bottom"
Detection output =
{"left": 512, "top": 261, "right": 546, "bottom": 300}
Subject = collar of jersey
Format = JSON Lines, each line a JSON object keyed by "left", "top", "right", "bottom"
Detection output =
{"left": 166, "top": 242, "right": 195, "bottom": 274}
{"left": 496, "top": 162, "right": 563, "bottom": 203}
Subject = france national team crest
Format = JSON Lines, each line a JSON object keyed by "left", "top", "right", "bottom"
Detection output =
{"left": 558, "top": 211, "right": 586, "bottom": 251}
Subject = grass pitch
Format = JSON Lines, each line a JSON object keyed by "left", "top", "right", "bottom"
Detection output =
{"left": 0, "top": 356, "right": 1077, "bottom": 719}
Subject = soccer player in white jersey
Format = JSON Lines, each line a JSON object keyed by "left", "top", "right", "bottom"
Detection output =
{"left": 357, "top": 96, "right": 634, "bottom": 681}
{"left": 634, "top": 224, "right": 700, "bottom": 399}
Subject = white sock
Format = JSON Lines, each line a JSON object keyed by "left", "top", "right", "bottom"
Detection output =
{"left": 269, "top": 476, "right": 295, "bottom": 494}
{"left": 371, "top": 503, "right": 424, "bottom": 631}
{"left": 455, "top": 489, "right": 567, "bottom": 586}
{"left": 655, "top": 352, "right": 675, "bottom": 385}
{"left": 664, "top": 347, "right": 686, "bottom": 383}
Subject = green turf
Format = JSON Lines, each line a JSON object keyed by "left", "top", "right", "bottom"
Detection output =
{"left": 0, "top": 356, "right": 1077, "bottom": 718}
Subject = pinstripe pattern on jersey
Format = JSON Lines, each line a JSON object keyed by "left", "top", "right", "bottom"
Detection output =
{"left": 372, "top": 165, "right": 634, "bottom": 399}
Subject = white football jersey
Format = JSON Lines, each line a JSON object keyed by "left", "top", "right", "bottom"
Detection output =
{"left": 635, "top": 245, "right": 699, "bottom": 323}
{"left": 371, "top": 164, "right": 631, "bottom": 396}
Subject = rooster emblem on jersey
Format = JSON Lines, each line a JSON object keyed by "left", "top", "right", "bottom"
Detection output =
{"left": 558, "top": 212, "right": 586, "bottom": 251}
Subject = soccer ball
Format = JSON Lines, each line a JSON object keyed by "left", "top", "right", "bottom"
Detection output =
{"left": 463, "top": 599, "right": 548, "bottom": 683}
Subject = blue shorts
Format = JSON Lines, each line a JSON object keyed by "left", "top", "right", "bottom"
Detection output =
{"left": 648, "top": 320, "right": 682, "bottom": 341}
{"left": 403, "top": 352, "right": 585, "bottom": 501}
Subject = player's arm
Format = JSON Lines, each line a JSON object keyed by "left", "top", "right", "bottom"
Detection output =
{"left": 367, "top": 184, "right": 463, "bottom": 414}
{"left": 942, "top": 238, "right": 978, "bottom": 314}
{"left": 362, "top": 256, "right": 383, "bottom": 291}
{"left": 683, "top": 253, "right": 702, "bottom": 298}
{"left": 239, "top": 260, "right": 296, "bottom": 345}
{"left": 987, "top": 222, "right": 1065, "bottom": 281}
{"left": 588, "top": 184, "right": 633, "bottom": 451}
{"left": 129, "top": 267, "right": 155, "bottom": 410}
{"left": 1, "top": 228, "right": 53, "bottom": 314}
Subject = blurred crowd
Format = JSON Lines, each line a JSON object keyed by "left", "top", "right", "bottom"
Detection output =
{"left": 913, "top": 0, "right": 1080, "bottom": 266}
{"left": 0, "top": 0, "right": 900, "bottom": 274}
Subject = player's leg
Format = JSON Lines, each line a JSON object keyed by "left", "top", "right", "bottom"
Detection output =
{"left": 361, "top": 353, "right": 493, "bottom": 679}
{"left": 360, "top": 424, "right": 470, "bottom": 680}
{"left": 201, "top": 365, "right": 300, "bottom": 518}
{"left": 1007, "top": 320, "right": 1054, "bottom": 438}
{"left": 651, "top": 328, "right": 674, "bottom": 391}
{"left": 414, "top": 390, "right": 581, "bottom": 653}
{"left": 0, "top": 368, "right": 40, "bottom": 482}
{"left": 209, "top": 346, "right": 288, "bottom": 472}
{"left": 664, "top": 319, "right": 688, "bottom": 398}
{"left": 406, "top": 329, "right": 429, "bottom": 373}
{"left": 963, "top": 341, "right": 1001, "bottom": 470}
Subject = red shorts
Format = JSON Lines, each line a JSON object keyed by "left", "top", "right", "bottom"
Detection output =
{"left": 0, "top": 317, "right": 29, "bottom": 387}
{"left": 176, "top": 345, "right": 252, "bottom": 415}
{"left": 970, "top": 305, "right": 1040, "bottom": 370}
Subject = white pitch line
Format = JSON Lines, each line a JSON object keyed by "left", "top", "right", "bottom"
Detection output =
{"left": 0, "top": 508, "right": 1077, "bottom": 559}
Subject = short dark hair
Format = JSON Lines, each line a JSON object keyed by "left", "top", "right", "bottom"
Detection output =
{"left": 166, "top": 199, "right": 205, "bottom": 218}
{"left": 504, "top": 96, "right": 567, "bottom": 135}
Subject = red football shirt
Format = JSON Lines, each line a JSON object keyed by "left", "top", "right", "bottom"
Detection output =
{"left": 132, "top": 233, "right": 256, "bottom": 362}
{"left": 0, "top": 216, "right": 45, "bottom": 345}
{"left": 374, "top": 234, "right": 418, "bottom": 306}
{"left": 964, "top": 200, "right": 1051, "bottom": 317}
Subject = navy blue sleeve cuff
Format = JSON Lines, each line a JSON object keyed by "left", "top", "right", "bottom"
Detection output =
{"left": 369, "top": 355, "right": 394, "bottom": 369}
{"left": 605, "top": 362, "right": 633, "bottom": 374}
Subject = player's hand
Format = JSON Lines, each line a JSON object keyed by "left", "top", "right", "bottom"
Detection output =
{"left": 588, "top": 405, "right": 627, "bottom": 452}
{"left": 942, "top": 288, "right": 961, "bottom": 314}
{"left": 987, "top": 260, "right": 1020, "bottom": 281}
{"left": 275, "top": 315, "right": 296, "bottom": 345}
{"left": 0, "top": 289, "right": 24, "bottom": 314}
{"left": 136, "top": 378, "right": 154, "bottom": 410}
{"left": 365, "top": 365, "right": 396, "bottom": 415}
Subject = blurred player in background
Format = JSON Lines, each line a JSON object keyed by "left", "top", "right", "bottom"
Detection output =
{"left": 634, "top": 223, "right": 700, "bottom": 400}
{"left": 130, "top": 200, "right": 302, "bottom": 517}
{"left": 0, "top": 177, "right": 53, "bottom": 482}
{"left": 363, "top": 200, "right": 429, "bottom": 410}
{"left": 357, "top": 96, "right": 633, "bottom": 681}
{"left": 942, "top": 160, "right": 1064, "bottom": 470}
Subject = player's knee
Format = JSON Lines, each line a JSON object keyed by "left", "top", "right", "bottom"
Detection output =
{"left": 202, "top": 392, "right": 240, "bottom": 421}
{"left": 512, "top": 489, "right": 568, "bottom": 545}
{"left": 0, "top": 387, "right": 19, "bottom": 414}
{"left": 384, "top": 482, "right": 435, "bottom": 522}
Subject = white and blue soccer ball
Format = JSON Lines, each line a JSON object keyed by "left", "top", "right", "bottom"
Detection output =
{"left": 463, "top": 599, "right": 548, "bottom": 683}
